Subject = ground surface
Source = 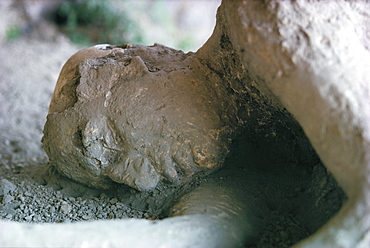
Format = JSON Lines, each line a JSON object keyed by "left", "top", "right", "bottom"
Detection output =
{"left": 0, "top": 4, "right": 346, "bottom": 247}
{"left": 0, "top": 142, "right": 346, "bottom": 247}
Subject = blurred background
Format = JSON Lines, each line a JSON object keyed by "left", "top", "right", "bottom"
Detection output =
{"left": 0, "top": 0, "right": 221, "bottom": 51}
{"left": 0, "top": 0, "right": 221, "bottom": 163}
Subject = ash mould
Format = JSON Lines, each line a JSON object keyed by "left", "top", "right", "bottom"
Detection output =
{"left": 2, "top": 0, "right": 368, "bottom": 247}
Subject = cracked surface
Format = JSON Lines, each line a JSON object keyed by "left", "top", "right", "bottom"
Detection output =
{"left": 43, "top": 44, "right": 242, "bottom": 191}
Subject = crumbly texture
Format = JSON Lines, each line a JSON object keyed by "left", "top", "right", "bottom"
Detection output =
{"left": 0, "top": 160, "right": 152, "bottom": 223}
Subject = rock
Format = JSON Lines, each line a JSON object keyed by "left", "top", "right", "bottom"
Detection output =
{"left": 2, "top": 195, "right": 14, "bottom": 204}
{"left": 59, "top": 204, "right": 72, "bottom": 215}
{"left": 0, "top": 179, "right": 16, "bottom": 196}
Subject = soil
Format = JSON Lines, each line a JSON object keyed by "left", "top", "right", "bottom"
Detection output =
{"left": 0, "top": 11, "right": 347, "bottom": 248}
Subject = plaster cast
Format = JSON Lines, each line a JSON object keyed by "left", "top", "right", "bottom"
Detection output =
{"left": 42, "top": 43, "right": 245, "bottom": 191}
{"left": 1, "top": 1, "right": 369, "bottom": 247}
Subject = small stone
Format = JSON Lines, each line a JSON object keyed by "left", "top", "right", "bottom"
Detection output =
{"left": 60, "top": 204, "right": 72, "bottom": 214}
{"left": 34, "top": 198, "right": 41, "bottom": 205}
{"left": 55, "top": 191, "right": 63, "bottom": 198}
{"left": 82, "top": 215, "right": 91, "bottom": 220}
{"left": 50, "top": 206, "right": 56, "bottom": 213}
{"left": 0, "top": 179, "right": 16, "bottom": 196}
{"left": 33, "top": 215, "right": 42, "bottom": 222}
{"left": 3, "top": 195, "right": 14, "bottom": 204}
{"left": 24, "top": 192, "right": 32, "bottom": 197}
{"left": 25, "top": 215, "right": 33, "bottom": 221}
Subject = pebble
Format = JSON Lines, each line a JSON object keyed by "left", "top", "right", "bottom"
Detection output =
{"left": 0, "top": 175, "right": 149, "bottom": 224}
{"left": 60, "top": 204, "right": 72, "bottom": 214}
{"left": 3, "top": 195, "right": 14, "bottom": 204}
{"left": 0, "top": 179, "right": 16, "bottom": 196}
{"left": 82, "top": 215, "right": 91, "bottom": 220}
{"left": 24, "top": 192, "right": 32, "bottom": 197}
{"left": 25, "top": 215, "right": 33, "bottom": 221}
{"left": 0, "top": 160, "right": 181, "bottom": 225}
